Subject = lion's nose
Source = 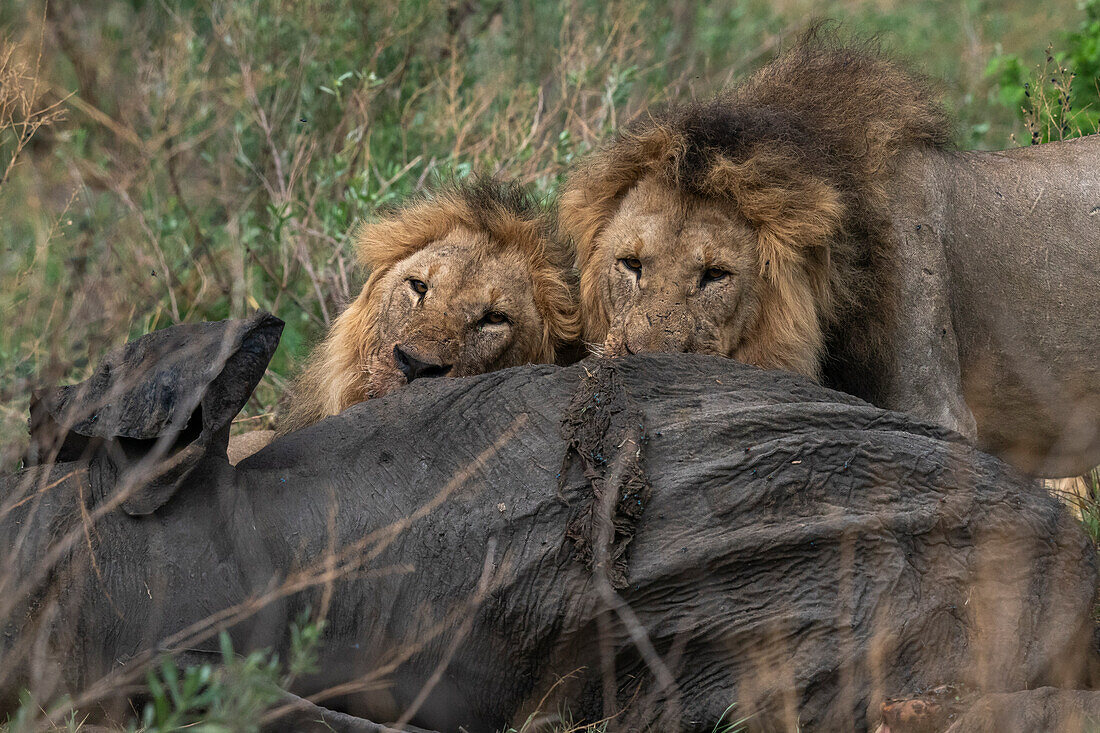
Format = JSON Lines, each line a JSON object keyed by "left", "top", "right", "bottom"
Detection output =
{"left": 393, "top": 345, "right": 451, "bottom": 382}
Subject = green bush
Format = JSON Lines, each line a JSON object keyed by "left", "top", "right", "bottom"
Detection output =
{"left": 2, "top": 614, "right": 325, "bottom": 732}
{"left": 987, "top": 0, "right": 1100, "bottom": 142}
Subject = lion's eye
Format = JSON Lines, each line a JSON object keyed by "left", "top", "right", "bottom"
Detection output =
{"left": 701, "top": 267, "right": 730, "bottom": 285}
{"left": 619, "top": 257, "right": 642, "bottom": 276}
{"left": 408, "top": 278, "right": 428, "bottom": 296}
{"left": 480, "top": 311, "right": 511, "bottom": 327}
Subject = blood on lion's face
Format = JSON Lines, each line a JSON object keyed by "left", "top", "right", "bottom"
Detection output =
{"left": 364, "top": 227, "right": 548, "bottom": 399}
{"left": 587, "top": 176, "right": 761, "bottom": 359}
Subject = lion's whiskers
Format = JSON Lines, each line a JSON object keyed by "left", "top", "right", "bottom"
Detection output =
{"left": 584, "top": 341, "right": 608, "bottom": 358}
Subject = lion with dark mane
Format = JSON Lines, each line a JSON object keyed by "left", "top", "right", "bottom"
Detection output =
{"left": 276, "top": 179, "right": 580, "bottom": 436}
{"left": 560, "top": 35, "right": 1100, "bottom": 476}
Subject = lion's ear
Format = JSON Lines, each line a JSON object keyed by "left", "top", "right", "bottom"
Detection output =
{"left": 704, "top": 155, "right": 845, "bottom": 279}
{"left": 559, "top": 126, "right": 682, "bottom": 261}
{"left": 354, "top": 193, "right": 467, "bottom": 272}
{"left": 354, "top": 216, "right": 427, "bottom": 273}
{"left": 703, "top": 154, "right": 842, "bottom": 381}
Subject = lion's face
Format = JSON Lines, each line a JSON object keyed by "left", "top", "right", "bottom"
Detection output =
{"left": 587, "top": 176, "right": 762, "bottom": 358}
{"left": 364, "top": 226, "right": 549, "bottom": 398}
{"left": 280, "top": 178, "right": 579, "bottom": 436}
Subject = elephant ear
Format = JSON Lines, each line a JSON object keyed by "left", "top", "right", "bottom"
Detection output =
{"left": 27, "top": 312, "right": 283, "bottom": 515}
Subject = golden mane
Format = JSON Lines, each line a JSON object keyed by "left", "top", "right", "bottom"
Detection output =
{"left": 278, "top": 179, "right": 581, "bottom": 434}
{"left": 559, "top": 34, "right": 951, "bottom": 395}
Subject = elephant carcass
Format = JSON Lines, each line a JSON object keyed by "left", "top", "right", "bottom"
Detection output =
{"left": 1, "top": 316, "right": 1096, "bottom": 732}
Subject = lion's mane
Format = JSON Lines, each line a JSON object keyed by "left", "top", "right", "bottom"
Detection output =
{"left": 279, "top": 179, "right": 580, "bottom": 434}
{"left": 560, "top": 32, "right": 952, "bottom": 399}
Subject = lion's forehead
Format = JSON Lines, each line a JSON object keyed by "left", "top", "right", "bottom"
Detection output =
{"left": 395, "top": 237, "right": 538, "bottom": 316}
{"left": 606, "top": 195, "right": 753, "bottom": 267}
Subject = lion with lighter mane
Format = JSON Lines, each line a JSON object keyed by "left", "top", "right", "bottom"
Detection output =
{"left": 277, "top": 179, "right": 580, "bottom": 436}
{"left": 560, "top": 36, "right": 1100, "bottom": 477}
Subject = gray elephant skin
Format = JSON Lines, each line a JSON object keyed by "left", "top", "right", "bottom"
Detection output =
{"left": 2, "top": 314, "right": 1097, "bottom": 732}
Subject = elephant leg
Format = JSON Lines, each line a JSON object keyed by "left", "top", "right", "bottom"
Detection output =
{"left": 886, "top": 178, "right": 977, "bottom": 440}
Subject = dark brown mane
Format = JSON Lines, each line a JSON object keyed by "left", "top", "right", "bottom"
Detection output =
{"left": 560, "top": 32, "right": 953, "bottom": 402}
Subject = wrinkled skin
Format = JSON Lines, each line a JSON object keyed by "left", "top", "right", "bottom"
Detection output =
{"left": 4, "top": 318, "right": 1097, "bottom": 732}
{"left": 364, "top": 226, "right": 550, "bottom": 398}
{"left": 587, "top": 136, "right": 1100, "bottom": 477}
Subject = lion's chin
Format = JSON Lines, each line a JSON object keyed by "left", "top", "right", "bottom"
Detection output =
{"left": 365, "top": 366, "right": 408, "bottom": 400}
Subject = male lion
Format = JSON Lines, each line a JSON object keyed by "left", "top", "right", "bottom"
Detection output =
{"left": 273, "top": 179, "right": 581, "bottom": 438}
{"left": 559, "top": 40, "right": 1100, "bottom": 476}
